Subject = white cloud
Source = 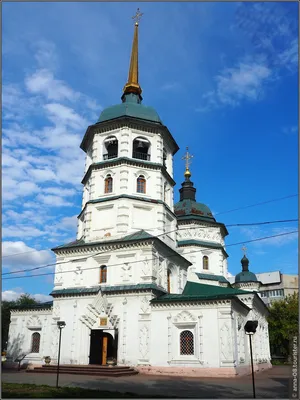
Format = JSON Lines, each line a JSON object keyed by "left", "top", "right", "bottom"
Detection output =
{"left": 25, "top": 69, "right": 79, "bottom": 102}
{"left": 5, "top": 209, "right": 52, "bottom": 226}
{"left": 3, "top": 226, "right": 46, "bottom": 239}
{"left": 28, "top": 168, "right": 57, "bottom": 182}
{"left": 32, "top": 294, "right": 53, "bottom": 303}
{"left": 2, "top": 289, "right": 24, "bottom": 302}
{"left": 33, "top": 40, "right": 58, "bottom": 70}
{"left": 43, "top": 187, "right": 77, "bottom": 196}
{"left": 240, "top": 226, "right": 298, "bottom": 247}
{"left": 2, "top": 177, "right": 40, "bottom": 201}
{"left": 199, "top": 60, "right": 272, "bottom": 111}
{"left": 60, "top": 215, "right": 78, "bottom": 230}
{"left": 44, "top": 103, "right": 88, "bottom": 129}
{"left": 278, "top": 39, "right": 298, "bottom": 70}
{"left": 36, "top": 194, "right": 74, "bottom": 207}
{"left": 2, "top": 289, "right": 52, "bottom": 303}
{"left": 2, "top": 241, "right": 53, "bottom": 269}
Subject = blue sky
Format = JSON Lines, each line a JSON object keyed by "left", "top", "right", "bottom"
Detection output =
{"left": 2, "top": 2, "right": 298, "bottom": 302}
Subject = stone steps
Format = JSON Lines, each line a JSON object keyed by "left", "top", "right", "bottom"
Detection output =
{"left": 27, "top": 364, "right": 138, "bottom": 377}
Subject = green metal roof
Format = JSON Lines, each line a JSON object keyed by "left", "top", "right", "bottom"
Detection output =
{"left": 152, "top": 293, "right": 242, "bottom": 303}
{"left": 178, "top": 240, "right": 229, "bottom": 257}
{"left": 50, "top": 284, "right": 166, "bottom": 297}
{"left": 196, "top": 273, "right": 229, "bottom": 283}
{"left": 52, "top": 230, "right": 153, "bottom": 250}
{"left": 50, "top": 287, "right": 100, "bottom": 296}
{"left": 151, "top": 282, "right": 252, "bottom": 304}
{"left": 102, "top": 283, "right": 166, "bottom": 294}
{"left": 182, "top": 281, "right": 250, "bottom": 296}
{"left": 52, "top": 230, "right": 191, "bottom": 267}
{"left": 98, "top": 93, "right": 162, "bottom": 124}
{"left": 235, "top": 271, "right": 258, "bottom": 283}
{"left": 174, "top": 199, "right": 215, "bottom": 221}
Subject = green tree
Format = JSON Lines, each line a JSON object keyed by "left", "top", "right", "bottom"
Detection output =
{"left": 1, "top": 294, "right": 40, "bottom": 351}
{"left": 267, "top": 292, "right": 299, "bottom": 359}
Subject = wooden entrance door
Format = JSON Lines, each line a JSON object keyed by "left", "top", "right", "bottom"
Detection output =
{"left": 102, "top": 336, "right": 108, "bottom": 365}
{"left": 89, "top": 330, "right": 114, "bottom": 365}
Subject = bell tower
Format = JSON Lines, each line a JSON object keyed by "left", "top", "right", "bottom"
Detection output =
{"left": 77, "top": 9, "right": 179, "bottom": 248}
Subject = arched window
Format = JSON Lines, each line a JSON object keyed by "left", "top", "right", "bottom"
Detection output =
{"left": 180, "top": 330, "right": 194, "bottom": 355}
{"left": 104, "top": 175, "right": 113, "bottom": 194}
{"left": 167, "top": 270, "right": 171, "bottom": 293}
{"left": 203, "top": 256, "right": 209, "bottom": 270}
{"left": 132, "top": 137, "right": 150, "bottom": 161}
{"left": 31, "top": 332, "right": 41, "bottom": 353}
{"left": 100, "top": 265, "right": 107, "bottom": 283}
{"left": 103, "top": 136, "right": 118, "bottom": 160}
{"left": 137, "top": 175, "right": 146, "bottom": 194}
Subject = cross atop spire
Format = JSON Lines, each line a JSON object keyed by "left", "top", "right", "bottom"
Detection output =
{"left": 122, "top": 9, "right": 143, "bottom": 99}
{"left": 182, "top": 147, "right": 193, "bottom": 179}
{"left": 241, "top": 244, "right": 247, "bottom": 256}
{"left": 132, "top": 8, "right": 143, "bottom": 26}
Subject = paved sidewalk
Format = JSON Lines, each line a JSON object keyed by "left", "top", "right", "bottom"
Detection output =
{"left": 2, "top": 366, "right": 290, "bottom": 398}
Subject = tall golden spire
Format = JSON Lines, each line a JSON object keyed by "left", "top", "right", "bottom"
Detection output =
{"left": 182, "top": 147, "right": 194, "bottom": 179}
{"left": 123, "top": 8, "right": 143, "bottom": 97}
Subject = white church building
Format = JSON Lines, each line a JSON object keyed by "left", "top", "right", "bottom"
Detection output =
{"left": 7, "top": 13, "right": 271, "bottom": 377}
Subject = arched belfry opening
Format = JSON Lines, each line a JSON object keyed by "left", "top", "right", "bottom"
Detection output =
{"left": 103, "top": 136, "right": 118, "bottom": 160}
{"left": 132, "top": 137, "right": 150, "bottom": 161}
{"left": 167, "top": 269, "right": 171, "bottom": 293}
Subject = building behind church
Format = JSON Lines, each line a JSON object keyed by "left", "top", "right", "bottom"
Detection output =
{"left": 7, "top": 12, "right": 271, "bottom": 377}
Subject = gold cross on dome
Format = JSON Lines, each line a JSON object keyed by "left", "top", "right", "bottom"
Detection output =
{"left": 242, "top": 245, "right": 247, "bottom": 256}
{"left": 132, "top": 8, "right": 143, "bottom": 25}
{"left": 182, "top": 147, "right": 193, "bottom": 170}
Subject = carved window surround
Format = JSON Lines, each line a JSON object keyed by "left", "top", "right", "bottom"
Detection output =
{"left": 169, "top": 312, "right": 203, "bottom": 364}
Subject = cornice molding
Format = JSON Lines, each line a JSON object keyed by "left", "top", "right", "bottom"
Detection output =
{"left": 77, "top": 194, "right": 177, "bottom": 220}
{"left": 11, "top": 308, "right": 53, "bottom": 314}
{"left": 151, "top": 299, "right": 234, "bottom": 309}
{"left": 177, "top": 218, "right": 228, "bottom": 236}
{"left": 53, "top": 239, "right": 154, "bottom": 257}
{"left": 178, "top": 240, "right": 229, "bottom": 258}
{"left": 81, "top": 157, "right": 176, "bottom": 186}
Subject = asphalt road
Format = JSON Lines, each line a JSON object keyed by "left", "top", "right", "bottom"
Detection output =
{"left": 2, "top": 365, "right": 291, "bottom": 398}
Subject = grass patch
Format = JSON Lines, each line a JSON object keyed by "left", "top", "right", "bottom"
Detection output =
{"left": 2, "top": 382, "right": 172, "bottom": 398}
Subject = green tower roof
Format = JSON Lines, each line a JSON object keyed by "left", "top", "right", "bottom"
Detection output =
{"left": 174, "top": 198, "right": 215, "bottom": 221}
{"left": 235, "top": 255, "right": 258, "bottom": 283}
{"left": 235, "top": 271, "right": 258, "bottom": 283}
{"left": 98, "top": 94, "right": 162, "bottom": 124}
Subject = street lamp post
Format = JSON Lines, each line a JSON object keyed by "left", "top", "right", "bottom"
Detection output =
{"left": 245, "top": 320, "right": 258, "bottom": 399}
{"left": 56, "top": 321, "right": 66, "bottom": 388}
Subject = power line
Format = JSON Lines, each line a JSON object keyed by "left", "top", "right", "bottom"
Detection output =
{"left": 2, "top": 225, "right": 185, "bottom": 276}
{"left": 215, "top": 194, "right": 298, "bottom": 216}
{"left": 3, "top": 218, "right": 297, "bottom": 259}
{"left": 226, "top": 219, "right": 297, "bottom": 227}
{"left": 2, "top": 219, "right": 297, "bottom": 275}
{"left": 2, "top": 230, "right": 298, "bottom": 281}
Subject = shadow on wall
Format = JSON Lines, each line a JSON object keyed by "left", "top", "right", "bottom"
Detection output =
{"left": 5, "top": 334, "right": 30, "bottom": 369}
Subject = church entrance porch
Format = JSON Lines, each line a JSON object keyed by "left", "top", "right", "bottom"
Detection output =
{"left": 89, "top": 330, "right": 114, "bottom": 365}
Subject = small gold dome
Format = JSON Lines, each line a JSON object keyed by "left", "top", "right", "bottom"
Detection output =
{"left": 184, "top": 168, "right": 191, "bottom": 179}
